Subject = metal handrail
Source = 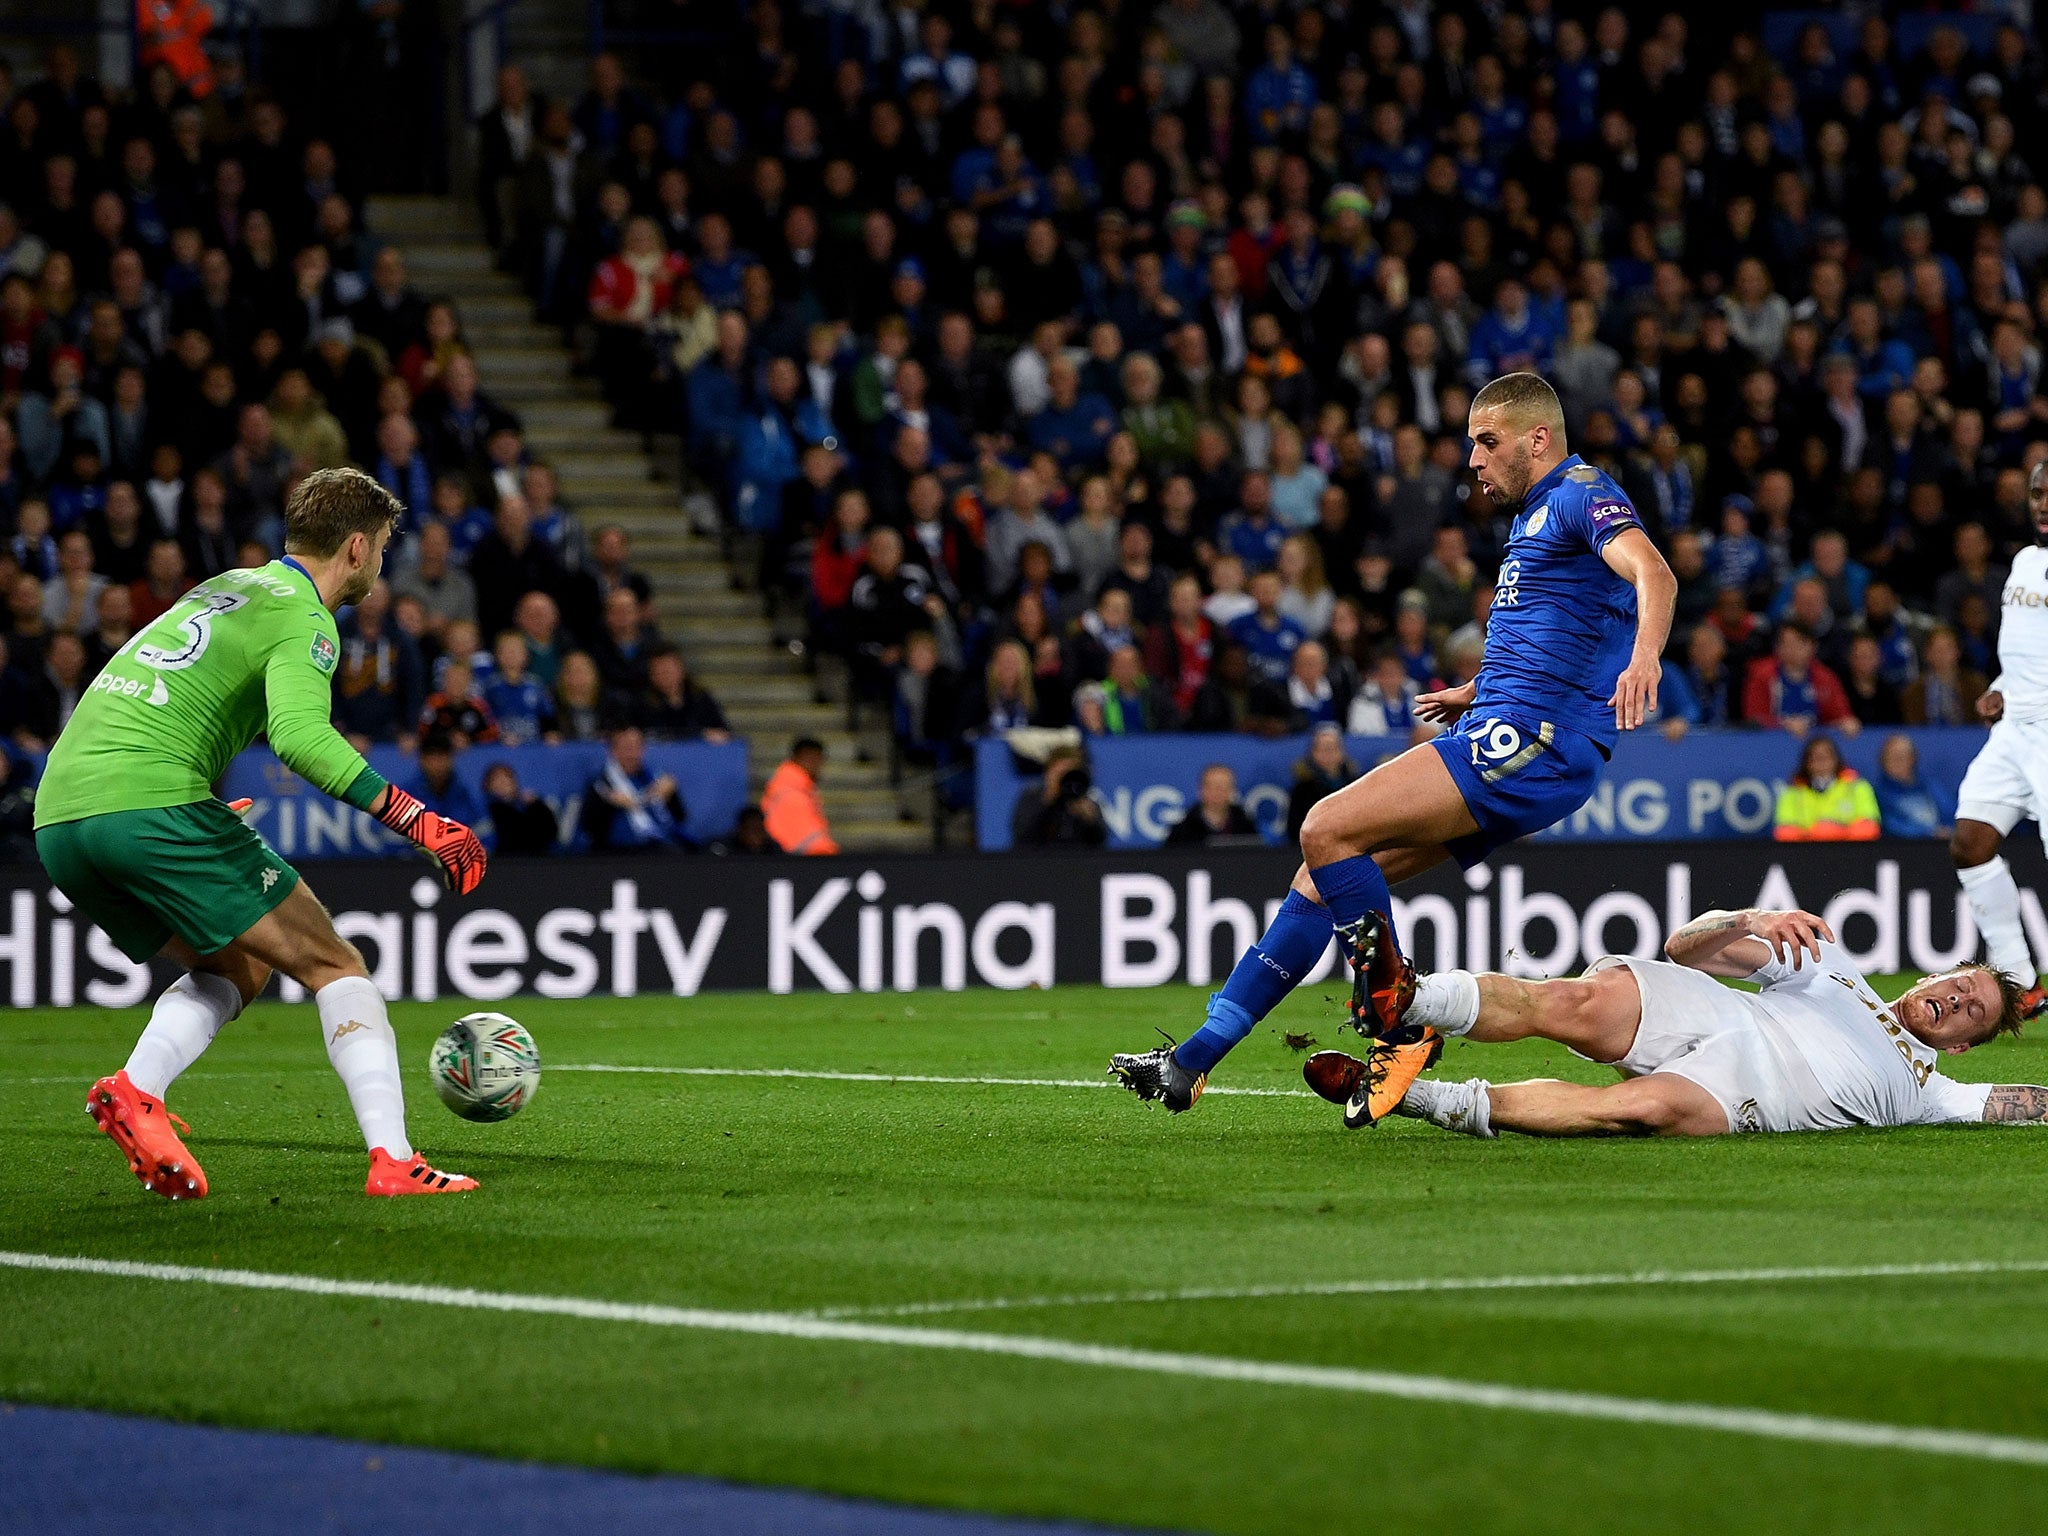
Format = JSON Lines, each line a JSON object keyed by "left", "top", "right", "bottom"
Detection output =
{"left": 461, "top": 0, "right": 522, "bottom": 121}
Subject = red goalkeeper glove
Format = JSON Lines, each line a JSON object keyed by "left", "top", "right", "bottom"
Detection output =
{"left": 376, "top": 785, "right": 488, "bottom": 894}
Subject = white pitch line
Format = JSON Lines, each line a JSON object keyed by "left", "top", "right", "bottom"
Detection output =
{"left": 551, "top": 1063, "right": 1316, "bottom": 1099}
{"left": 810, "top": 1259, "right": 2048, "bottom": 1319}
{"left": 4, "top": 1250, "right": 2047, "bottom": 1469}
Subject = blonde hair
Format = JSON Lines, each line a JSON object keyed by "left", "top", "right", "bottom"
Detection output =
{"left": 988, "top": 638, "right": 1036, "bottom": 715}
{"left": 1281, "top": 533, "right": 1327, "bottom": 595}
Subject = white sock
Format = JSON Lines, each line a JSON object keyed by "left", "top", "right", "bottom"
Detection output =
{"left": 1398, "top": 1077, "right": 1495, "bottom": 1137}
{"left": 123, "top": 973, "right": 244, "bottom": 1098}
{"left": 1409, "top": 970, "right": 1481, "bottom": 1035}
{"left": 1960, "top": 857, "right": 2035, "bottom": 984}
{"left": 316, "top": 976, "right": 413, "bottom": 1159}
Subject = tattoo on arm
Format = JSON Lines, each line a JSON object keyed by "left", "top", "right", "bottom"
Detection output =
{"left": 1670, "top": 910, "right": 1745, "bottom": 943}
{"left": 1984, "top": 1086, "right": 2048, "bottom": 1123}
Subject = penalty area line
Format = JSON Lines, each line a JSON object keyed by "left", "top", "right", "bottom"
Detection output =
{"left": 551, "top": 1063, "right": 1316, "bottom": 1098}
{"left": 4, "top": 1250, "right": 2048, "bottom": 1469}
{"left": 810, "top": 1258, "right": 2048, "bottom": 1319}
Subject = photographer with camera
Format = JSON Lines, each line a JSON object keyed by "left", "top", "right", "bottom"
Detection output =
{"left": 1013, "top": 744, "right": 1108, "bottom": 847}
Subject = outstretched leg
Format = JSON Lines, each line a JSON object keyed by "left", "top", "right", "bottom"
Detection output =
{"left": 225, "top": 880, "right": 476, "bottom": 1195}
{"left": 1952, "top": 819, "right": 2039, "bottom": 993}
{"left": 1404, "top": 1073, "right": 1728, "bottom": 1138}
{"left": 1153, "top": 845, "right": 1456, "bottom": 1088}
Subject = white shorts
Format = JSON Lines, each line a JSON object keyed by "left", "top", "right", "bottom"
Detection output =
{"left": 1583, "top": 958, "right": 1835, "bottom": 1134}
{"left": 1956, "top": 718, "right": 2048, "bottom": 842}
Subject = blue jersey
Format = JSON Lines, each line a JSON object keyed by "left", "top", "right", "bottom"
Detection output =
{"left": 1474, "top": 455, "right": 1642, "bottom": 752}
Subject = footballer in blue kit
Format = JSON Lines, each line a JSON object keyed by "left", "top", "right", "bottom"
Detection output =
{"left": 1113, "top": 373, "right": 1677, "bottom": 1126}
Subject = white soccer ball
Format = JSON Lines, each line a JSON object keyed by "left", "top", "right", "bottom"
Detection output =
{"left": 429, "top": 1012, "right": 541, "bottom": 1123}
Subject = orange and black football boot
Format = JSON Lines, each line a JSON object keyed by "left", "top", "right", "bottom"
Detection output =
{"left": 365, "top": 1148, "right": 479, "bottom": 1196}
{"left": 87, "top": 1071, "right": 207, "bottom": 1200}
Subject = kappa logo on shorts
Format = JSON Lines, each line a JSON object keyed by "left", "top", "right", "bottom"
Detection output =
{"left": 260, "top": 868, "right": 279, "bottom": 892}
{"left": 310, "top": 633, "right": 338, "bottom": 675}
{"left": 1732, "top": 1097, "right": 1763, "bottom": 1133}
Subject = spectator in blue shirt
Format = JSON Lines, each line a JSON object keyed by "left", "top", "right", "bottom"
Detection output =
{"left": 1551, "top": 19, "right": 1602, "bottom": 142}
{"left": 1466, "top": 278, "right": 1556, "bottom": 386}
{"left": 1159, "top": 204, "right": 1211, "bottom": 315}
{"left": 586, "top": 725, "right": 690, "bottom": 851}
{"left": 427, "top": 474, "right": 494, "bottom": 563}
{"left": 688, "top": 213, "right": 751, "bottom": 310}
{"left": 1245, "top": 25, "right": 1316, "bottom": 146}
{"left": 898, "top": 12, "right": 977, "bottom": 108}
{"left": 1771, "top": 530, "right": 1870, "bottom": 625}
{"left": 1218, "top": 470, "right": 1286, "bottom": 571}
{"left": 1666, "top": 622, "right": 1739, "bottom": 732}
{"left": 1710, "top": 497, "right": 1770, "bottom": 597}
{"left": 1026, "top": 357, "right": 1117, "bottom": 474}
{"left": 1358, "top": 102, "right": 1427, "bottom": 200}
{"left": 410, "top": 733, "right": 491, "bottom": 847}
{"left": 733, "top": 357, "right": 831, "bottom": 533}
{"left": 1227, "top": 569, "right": 1307, "bottom": 687}
{"left": 484, "top": 629, "right": 558, "bottom": 745}
{"left": 1874, "top": 733, "right": 1955, "bottom": 839}
{"left": 1834, "top": 296, "right": 1916, "bottom": 400}
{"left": 685, "top": 311, "right": 753, "bottom": 471}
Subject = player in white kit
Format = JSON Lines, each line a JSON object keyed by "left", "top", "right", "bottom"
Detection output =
{"left": 1953, "top": 460, "right": 2048, "bottom": 1017}
{"left": 1302, "top": 908, "right": 2046, "bottom": 1136}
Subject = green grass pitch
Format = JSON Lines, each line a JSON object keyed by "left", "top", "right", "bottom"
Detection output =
{"left": 6, "top": 975, "right": 2048, "bottom": 1534}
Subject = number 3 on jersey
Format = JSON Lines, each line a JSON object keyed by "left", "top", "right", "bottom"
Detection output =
{"left": 136, "top": 590, "right": 249, "bottom": 671}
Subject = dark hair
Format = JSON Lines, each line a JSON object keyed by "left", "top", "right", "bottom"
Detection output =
{"left": 1793, "top": 733, "right": 1842, "bottom": 787}
{"left": 791, "top": 735, "right": 825, "bottom": 757}
{"left": 285, "top": 467, "right": 402, "bottom": 558}
{"left": 420, "top": 729, "right": 456, "bottom": 756}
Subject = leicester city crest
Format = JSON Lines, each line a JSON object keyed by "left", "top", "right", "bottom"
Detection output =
{"left": 1523, "top": 506, "right": 1549, "bottom": 538}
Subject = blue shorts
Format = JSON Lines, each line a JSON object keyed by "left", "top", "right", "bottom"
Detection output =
{"left": 1431, "top": 709, "right": 1608, "bottom": 869}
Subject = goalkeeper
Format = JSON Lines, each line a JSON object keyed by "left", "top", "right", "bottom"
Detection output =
{"left": 35, "top": 468, "right": 488, "bottom": 1200}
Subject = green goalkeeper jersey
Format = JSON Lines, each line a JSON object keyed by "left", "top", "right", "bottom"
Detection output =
{"left": 34, "top": 559, "right": 387, "bottom": 828}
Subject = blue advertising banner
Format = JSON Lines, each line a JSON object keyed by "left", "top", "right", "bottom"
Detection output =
{"left": 975, "top": 728, "right": 1991, "bottom": 852}
{"left": 216, "top": 740, "right": 751, "bottom": 859}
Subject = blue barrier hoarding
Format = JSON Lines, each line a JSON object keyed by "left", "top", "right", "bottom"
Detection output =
{"left": 974, "top": 728, "right": 1990, "bottom": 851}
{"left": 218, "top": 740, "right": 751, "bottom": 858}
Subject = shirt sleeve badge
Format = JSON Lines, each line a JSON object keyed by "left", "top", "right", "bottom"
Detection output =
{"left": 310, "top": 633, "right": 339, "bottom": 675}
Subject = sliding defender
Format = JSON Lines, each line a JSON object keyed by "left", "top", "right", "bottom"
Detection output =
{"left": 1305, "top": 908, "right": 2045, "bottom": 1136}
{"left": 35, "top": 468, "right": 489, "bottom": 1200}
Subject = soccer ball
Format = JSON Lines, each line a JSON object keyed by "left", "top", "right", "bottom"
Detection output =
{"left": 429, "top": 1013, "right": 540, "bottom": 1123}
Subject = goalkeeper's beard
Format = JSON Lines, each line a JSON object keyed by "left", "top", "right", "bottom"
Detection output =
{"left": 339, "top": 564, "right": 379, "bottom": 606}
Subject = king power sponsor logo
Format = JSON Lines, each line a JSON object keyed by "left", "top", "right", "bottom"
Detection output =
{"left": 3, "top": 847, "right": 2045, "bottom": 1007}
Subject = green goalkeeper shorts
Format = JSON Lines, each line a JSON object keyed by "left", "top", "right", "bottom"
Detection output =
{"left": 36, "top": 800, "right": 301, "bottom": 962}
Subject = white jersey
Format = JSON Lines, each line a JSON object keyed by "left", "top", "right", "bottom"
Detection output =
{"left": 1993, "top": 545, "right": 2048, "bottom": 723}
{"left": 1596, "top": 944, "right": 1989, "bottom": 1132}
{"left": 1744, "top": 942, "right": 1987, "bottom": 1128}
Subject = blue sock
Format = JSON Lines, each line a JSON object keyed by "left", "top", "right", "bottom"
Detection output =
{"left": 1173, "top": 891, "right": 1333, "bottom": 1074}
{"left": 1308, "top": 853, "right": 1398, "bottom": 948}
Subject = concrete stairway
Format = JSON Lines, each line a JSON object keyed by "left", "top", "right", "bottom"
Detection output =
{"left": 363, "top": 195, "right": 932, "bottom": 851}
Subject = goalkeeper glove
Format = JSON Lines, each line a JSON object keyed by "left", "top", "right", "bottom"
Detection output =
{"left": 376, "top": 785, "right": 488, "bottom": 895}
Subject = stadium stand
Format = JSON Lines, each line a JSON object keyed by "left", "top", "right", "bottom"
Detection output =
{"left": 5, "top": 4, "right": 2048, "bottom": 852}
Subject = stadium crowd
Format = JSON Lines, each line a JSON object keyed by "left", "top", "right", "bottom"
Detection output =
{"left": 474, "top": 3, "right": 2048, "bottom": 833}
{"left": 6, "top": 2, "right": 2048, "bottom": 853}
{"left": 0, "top": 44, "right": 759, "bottom": 855}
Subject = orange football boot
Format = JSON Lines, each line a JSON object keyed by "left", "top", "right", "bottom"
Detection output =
{"left": 1344, "top": 909, "right": 1417, "bottom": 1040}
{"left": 1301, "top": 1034, "right": 1444, "bottom": 1129}
{"left": 87, "top": 1071, "right": 207, "bottom": 1200}
{"left": 365, "top": 1148, "right": 478, "bottom": 1196}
